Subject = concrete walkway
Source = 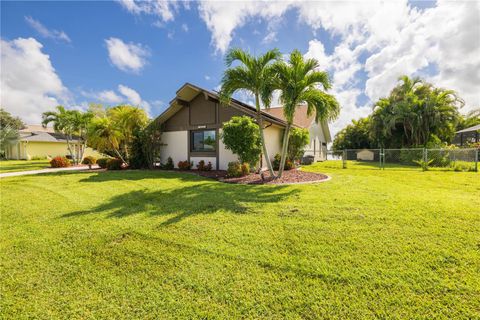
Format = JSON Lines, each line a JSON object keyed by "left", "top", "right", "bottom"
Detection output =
{"left": 0, "top": 165, "right": 100, "bottom": 178}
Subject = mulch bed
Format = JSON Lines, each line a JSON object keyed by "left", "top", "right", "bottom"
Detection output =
{"left": 171, "top": 168, "right": 329, "bottom": 185}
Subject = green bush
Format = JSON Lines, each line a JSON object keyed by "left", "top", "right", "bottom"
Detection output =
{"left": 221, "top": 116, "right": 262, "bottom": 167}
{"left": 81, "top": 156, "right": 97, "bottom": 165}
{"left": 178, "top": 160, "right": 192, "bottom": 170}
{"left": 227, "top": 161, "right": 249, "bottom": 177}
{"left": 106, "top": 158, "right": 124, "bottom": 170}
{"left": 50, "top": 156, "right": 71, "bottom": 168}
{"left": 97, "top": 158, "right": 110, "bottom": 169}
{"left": 161, "top": 157, "right": 174, "bottom": 170}
{"left": 287, "top": 127, "right": 310, "bottom": 161}
{"left": 196, "top": 160, "right": 212, "bottom": 171}
{"left": 272, "top": 153, "right": 295, "bottom": 171}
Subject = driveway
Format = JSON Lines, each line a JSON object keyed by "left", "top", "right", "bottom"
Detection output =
{"left": 0, "top": 165, "right": 100, "bottom": 178}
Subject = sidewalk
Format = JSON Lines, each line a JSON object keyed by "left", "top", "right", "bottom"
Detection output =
{"left": 0, "top": 165, "right": 100, "bottom": 178}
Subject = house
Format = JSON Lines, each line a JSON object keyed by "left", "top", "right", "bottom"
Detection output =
{"left": 154, "top": 83, "right": 333, "bottom": 170}
{"left": 5, "top": 125, "right": 102, "bottom": 160}
{"left": 453, "top": 124, "right": 480, "bottom": 146}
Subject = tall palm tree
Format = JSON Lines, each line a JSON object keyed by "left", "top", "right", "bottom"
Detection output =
{"left": 42, "top": 106, "right": 76, "bottom": 161}
{"left": 88, "top": 116, "right": 126, "bottom": 163}
{"left": 70, "top": 110, "right": 94, "bottom": 162}
{"left": 219, "top": 48, "right": 281, "bottom": 177}
{"left": 272, "top": 50, "right": 340, "bottom": 178}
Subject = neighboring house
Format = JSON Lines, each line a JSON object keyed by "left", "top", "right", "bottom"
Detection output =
{"left": 154, "top": 83, "right": 332, "bottom": 170}
{"left": 5, "top": 125, "right": 102, "bottom": 160}
{"left": 453, "top": 124, "right": 480, "bottom": 146}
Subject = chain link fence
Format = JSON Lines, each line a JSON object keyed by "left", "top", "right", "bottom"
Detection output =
{"left": 336, "top": 148, "right": 478, "bottom": 171}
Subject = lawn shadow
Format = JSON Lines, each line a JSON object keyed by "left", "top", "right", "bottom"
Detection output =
{"left": 63, "top": 171, "right": 298, "bottom": 226}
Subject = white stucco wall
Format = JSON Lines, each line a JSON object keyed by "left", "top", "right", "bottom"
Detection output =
{"left": 303, "top": 121, "right": 328, "bottom": 161}
{"left": 218, "top": 129, "right": 239, "bottom": 170}
{"left": 160, "top": 131, "right": 188, "bottom": 168}
{"left": 262, "top": 124, "right": 283, "bottom": 169}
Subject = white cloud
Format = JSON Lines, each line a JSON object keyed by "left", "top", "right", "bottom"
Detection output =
{"left": 181, "top": 23, "right": 189, "bottom": 32}
{"left": 0, "top": 37, "right": 69, "bottom": 124}
{"left": 25, "top": 16, "right": 71, "bottom": 43}
{"left": 83, "top": 84, "right": 151, "bottom": 116}
{"left": 105, "top": 37, "right": 150, "bottom": 73}
{"left": 204, "top": 75, "right": 211, "bottom": 81}
{"left": 118, "top": 0, "right": 176, "bottom": 22}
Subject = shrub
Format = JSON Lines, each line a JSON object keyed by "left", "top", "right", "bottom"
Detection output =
{"left": 50, "top": 156, "right": 71, "bottom": 168}
{"left": 178, "top": 160, "right": 192, "bottom": 170}
{"left": 97, "top": 158, "right": 110, "bottom": 169}
{"left": 161, "top": 157, "right": 174, "bottom": 170}
{"left": 287, "top": 127, "right": 310, "bottom": 161}
{"left": 227, "top": 161, "right": 250, "bottom": 177}
{"left": 82, "top": 156, "right": 97, "bottom": 165}
{"left": 272, "top": 153, "right": 295, "bottom": 171}
{"left": 221, "top": 116, "right": 262, "bottom": 167}
{"left": 106, "top": 158, "right": 124, "bottom": 170}
{"left": 413, "top": 159, "right": 433, "bottom": 171}
{"left": 196, "top": 160, "right": 212, "bottom": 171}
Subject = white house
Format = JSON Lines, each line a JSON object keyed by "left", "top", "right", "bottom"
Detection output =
{"left": 154, "top": 83, "right": 332, "bottom": 170}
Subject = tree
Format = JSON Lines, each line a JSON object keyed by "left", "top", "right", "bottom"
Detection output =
{"left": 70, "top": 110, "right": 94, "bottom": 162}
{"left": 333, "top": 117, "right": 373, "bottom": 150}
{"left": 272, "top": 50, "right": 340, "bottom": 177}
{"left": 457, "top": 108, "right": 480, "bottom": 131}
{"left": 0, "top": 108, "right": 25, "bottom": 130}
{"left": 0, "top": 125, "right": 19, "bottom": 158}
{"left": 87, "top": 116, "right": 126, "bottom": 163}
{"left": 42, "top": 106, "right": 77, "bottom": 162}
{"left": 287, "top": 127, "right": 310, "bottom": 162}
{"left": 219, "top": 48, "right": 281, "bottom": 177}
{"left": 221, "top": 116, "right": 262, "bottom": 167}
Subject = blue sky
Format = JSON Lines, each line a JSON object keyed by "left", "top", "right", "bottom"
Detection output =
{"left": 1, "top": 1, "right": 479, "bottom": 135}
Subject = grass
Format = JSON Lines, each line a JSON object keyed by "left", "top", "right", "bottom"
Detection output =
{"left": 0, "top": 159, "right": 50, "bottom": 173}
{"left": 1, "top": 163, "right": 479, "bottom": 319}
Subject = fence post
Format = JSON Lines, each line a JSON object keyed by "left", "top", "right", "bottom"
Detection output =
{"left": 343, "top": 149, "right": 347, "bottom": 169}
{"left": 475, "top": 149, "right": 478, "bottom": 172}
{"left": 423, "top": 148, "right": 427, "bottom": 171}
{"left": 379, "top": 148, "right": 384, "bottom": 170}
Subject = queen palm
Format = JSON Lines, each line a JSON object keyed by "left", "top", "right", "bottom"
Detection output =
{"left": 42, "top": 106, "right": 76, "bottom": 161}
{"left": 272, "top": 50, "right": 340, "bottom": 178}
{"left": 88, "top": 116, "right": 126, "bottom": 163}
{"left": 219, "top": 48, "right": 281, "bottom": 177}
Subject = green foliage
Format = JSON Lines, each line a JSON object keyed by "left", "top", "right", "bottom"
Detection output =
{"left": 413, "top": 159, "right": 434, "bottom": 171}
{"left": 81, "top": 156, "right": 97, "bottom": 165}
{"left": 161, "top": 157, "right": 174, "bottom": 170}
{"left": 96, "top": 158, "right": 110, "bottom": 169}
{"left": 227, "top": 161, "right": 250, "bottom": 177}
{"left": 0, "top": 108, "right": 25, "bottom": 130}
{"left": 456, "top": 108, "right": 480, "bottom": 131}
{"left": 221, "top": 116, "right": 262, "bottom": 166}
{"left": 49, "top": 156, "right": 71, "bottom": 168}
{"left": 196, "top": 160, "right": 212, "bottom": 171}
{"left": 272, "top": 153, "right": 294, "bottom": 171}
{"left": 106, "top": 158, "right": 124, "bottom": 170}
{"left": 287, "top": 127, "right": 310, "bottom": 161}
{"left": 178, "top": 160, "right": 192, "bottom": 170}
{"left": 0, "top": 125, "right": 19, "bottom": 158}
{"left": 333, "top": 117, "right": 373, "bottom": 150}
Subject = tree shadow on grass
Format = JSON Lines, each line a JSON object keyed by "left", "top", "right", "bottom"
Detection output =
{"left": 63, "top": 173, "right": 297, "bottom": 226}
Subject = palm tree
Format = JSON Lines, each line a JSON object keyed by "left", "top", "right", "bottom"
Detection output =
{"left": 70, "top": 110, "right": 94, "bottom": 162}
{"left": 88, "top": 116, "right": 126, "bottom": 163}
{"left": 219, "top": 48, "right": 281, "bottom": 177}
{"left": 42, "top": 106, "right": 76, "bottom": 161}
{"left": 272, "top": 50, "right": 340, "bottom": 178}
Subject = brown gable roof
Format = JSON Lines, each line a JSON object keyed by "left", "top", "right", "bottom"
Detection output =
{"left": 264, "top": 105, "right": 314, "bottom": 128}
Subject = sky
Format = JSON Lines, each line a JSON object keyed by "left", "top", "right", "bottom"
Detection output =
{"left": 1, "top": 0, "right": 479, "bottom": 136}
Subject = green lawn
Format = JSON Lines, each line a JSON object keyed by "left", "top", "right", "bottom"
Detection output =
{"left": 0, "top": 159, "right": 50, "bottom": 173}
{"left": 1, "top": 163, "right": 479, "bottom": 319}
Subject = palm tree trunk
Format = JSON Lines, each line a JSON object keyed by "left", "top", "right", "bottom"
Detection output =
{"left": 65, "top": 134, "right": 76, "bottom": 164}
{"left": 255, "top": 94, "right": 275, "bottom": 177}
{"left": 278, "top": 123, "right": 291, "bottom": 178}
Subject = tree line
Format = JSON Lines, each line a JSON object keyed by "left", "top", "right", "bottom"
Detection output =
{"left": 333, "top": 76, "right": 480, "bottom": 150}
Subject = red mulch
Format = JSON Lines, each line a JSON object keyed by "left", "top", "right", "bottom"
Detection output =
{"left": 171, "top": 168, "right": 329, "bottom": 185}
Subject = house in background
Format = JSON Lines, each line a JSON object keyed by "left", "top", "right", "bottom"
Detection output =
{"left": 453, "top": 124, "right": 480, "bottom": 146}
{"left": 153, "top": 83, "right": 332, "bottom": 170}
{"left": 5, "top": 125, "right": 102, "bottom": 160}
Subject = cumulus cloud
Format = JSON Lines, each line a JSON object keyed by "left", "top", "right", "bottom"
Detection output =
{"left": 118, "top": 0, "right": 176, "bottom": 22}
{"left": 0, "top": 37, "right": 69, "bottom": 124}
{"left": 83, "top": 84, "right": 151, "bottom": 116}
{"left": 105, "top": 37, "right": 150, "bottom": 73}
{"left": 25, "top": 16, "right": 71, "bottom": 43}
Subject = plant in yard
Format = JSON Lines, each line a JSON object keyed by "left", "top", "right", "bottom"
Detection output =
{"left": 161, "top": 157, "right": 174, "bottom": 170}
{"left": 87, "top": 116, "right": 126, "bottom": 163}
{"left": 129, "top": 121, "right": 163, "bottom": 169}
{"left": 221, "top": 116, "right": 262, "bottom": 168}
{"left": 287, "top": 127, "right": 310, "bottom": 162}
{"left": 196, "top": 160, "right": 212, "bottom": 171}
{"left": 50, "top": 156, "right": 71, "bottom": 168}
{"left": 272, "top": 50, "right": 340, "bottom": 177}
{"left": 178, "top": 160, "right": 192, "bottom": 170}
{"left": 272, "top": 153, "right": 294, "bottom": 171}
{"left": 82, "top": 156, "right": 97, "bottom": 169}
{"left": 106, "top": 158, "right": 124, "bottom": 170}
{"left": 219, "top": 48, "right": 281, "bottom": 177}
{"left": 227, "top": 161, "right": 249, "bottom": 177}
{"left": 42, "top": 106, "right": 77, "bottom": 162}
{"left": 413, "top": 159, "right": 434, "bottom": 171}
{"left": 96, "top": 158, "right": 110, "bottom": 169}
{"left": 0, "top": 125, "right": 19, "bottom": 159}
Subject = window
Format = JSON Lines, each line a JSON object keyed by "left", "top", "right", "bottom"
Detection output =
{"left": 190, "top": 130, "right": 216, "bottom": 152}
